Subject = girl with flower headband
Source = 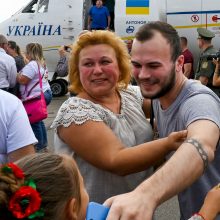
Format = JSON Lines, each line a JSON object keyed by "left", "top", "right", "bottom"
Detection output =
{"left": 1, "top": 153, "right": 220, "bottom": 220}
{"left": 0, "top": 153, "right": 89, "bottom": 220}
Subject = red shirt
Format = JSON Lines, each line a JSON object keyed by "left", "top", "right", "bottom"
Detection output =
{"left": 182, "top": 49, "right": 194, "bottom": 79}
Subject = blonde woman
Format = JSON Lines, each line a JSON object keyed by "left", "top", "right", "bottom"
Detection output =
{"left": 17, "top": 43, "right": 52, "bottom": 152}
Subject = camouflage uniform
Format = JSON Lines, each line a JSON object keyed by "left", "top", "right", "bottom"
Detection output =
{"left": 195, "top": 28, "right": 220, "bottom": 97}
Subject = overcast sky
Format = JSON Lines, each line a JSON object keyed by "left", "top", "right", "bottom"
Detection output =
{"left": 0, "top": 0, "right": 30, "bottom": 23}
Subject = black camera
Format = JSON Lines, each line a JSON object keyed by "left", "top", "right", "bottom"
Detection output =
{"left": 201, "top": 51, "right": 220, "bottom": 60}
{"left": 64, "top": 45, "right": 71, "bottom": 52}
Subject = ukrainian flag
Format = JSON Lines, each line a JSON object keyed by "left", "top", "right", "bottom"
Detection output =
{"left": 126, "top": 0, "right": 150, "bottom": 15}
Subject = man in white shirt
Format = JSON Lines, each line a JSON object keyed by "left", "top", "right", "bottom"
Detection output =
{"left": 0, "top": 34, "right": 17, "bottom": 91}
{"left": 0, "top": 90, "right": 36, "bottom": 164}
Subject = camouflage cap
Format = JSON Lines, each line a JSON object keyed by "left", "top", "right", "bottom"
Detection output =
{"left": 197, "top": 28, "right": 215, "bottom": 39}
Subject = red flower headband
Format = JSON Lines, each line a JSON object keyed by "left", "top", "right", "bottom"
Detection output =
{"left": 1, "top": 163, "right": 44, "bottom": 219}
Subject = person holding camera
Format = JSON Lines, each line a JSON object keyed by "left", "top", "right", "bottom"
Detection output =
{"left": 212, "top": 58, "right": 220, "bottom": 87}
{"left": 54, "top": 45, "right": 70, "bottom": 79}
{"left": 54, "top": 31, "right": 90, "bottom": 80}
{"left": 195, "top": 28, "right": 220, "bottom": 97}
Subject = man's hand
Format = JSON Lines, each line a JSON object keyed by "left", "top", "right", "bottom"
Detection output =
{"left": 104, "top": 187, "right": 155, "bottom": 220}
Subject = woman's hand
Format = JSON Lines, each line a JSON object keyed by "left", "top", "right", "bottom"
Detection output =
{"left": 212, "top": 58, "right": 220, "bottom": 86}
{"left": 212, "top": 57, "right": 220, "bottom": 73}
{"left": 199, "top": 184, "right": 220, "bottom": 220}
{"left": 58, "top": 46, "right": 68, "bottom": 57}
{"left": 167, "top": 130, "right": 187, "bottom": 151}
{"left": 17, "top": 74, "right": 31, "bottom": 85}
{"left": 212, "top": 57, "right": 220, "bottom": 66}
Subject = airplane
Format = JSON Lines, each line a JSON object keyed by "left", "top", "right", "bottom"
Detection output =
{"left": 0, "top": 0, "right": 220, "bottom": 96}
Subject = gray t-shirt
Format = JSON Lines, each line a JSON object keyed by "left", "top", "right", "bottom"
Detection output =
{"left": 153, "top": 80, "right": 220, "bottom": 220}
{"left": 51, "top": 86, "right": 154, "bottom": 203}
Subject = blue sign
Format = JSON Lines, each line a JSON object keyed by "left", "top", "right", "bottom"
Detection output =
{"left": 126, "top": 26, "right": 135, "bottom": 33}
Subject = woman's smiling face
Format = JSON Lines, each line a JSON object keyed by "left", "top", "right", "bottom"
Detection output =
{"left": 78, "top": 44, "right": 120, "bottom": 97}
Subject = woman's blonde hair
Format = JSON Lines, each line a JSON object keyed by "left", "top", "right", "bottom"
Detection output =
{"left": 26, "top": 43, "right": 45, "bottom": 66}
{"left": 0, "top": 153, "right": 81, "bottom": 220}
{"left": 69, "top": 30, "right": 131, "bottom": 93}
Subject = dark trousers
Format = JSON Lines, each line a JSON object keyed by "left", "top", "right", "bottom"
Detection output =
{"left": 31, "top": 90, "right": 53, "bottom": 151}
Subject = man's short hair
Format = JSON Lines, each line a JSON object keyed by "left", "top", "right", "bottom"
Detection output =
{"left": 135, "top": 21, "right": 181, "bottom": 62}
{"left": 180, "top": 36, "right": 188, "bottom": 46}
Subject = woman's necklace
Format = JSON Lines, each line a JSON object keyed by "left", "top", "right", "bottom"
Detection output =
{"left": 81, "top": 90, "right": 121, "bottom": 114}
{"left": 100, "top": 91, "right": 121, "bottom": 114}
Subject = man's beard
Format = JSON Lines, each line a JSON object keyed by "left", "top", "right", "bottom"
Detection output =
{"left": 139, "top": 65, "right": 176, "bottom": 99}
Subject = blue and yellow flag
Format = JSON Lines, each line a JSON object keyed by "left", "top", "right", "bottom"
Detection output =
{"left": 126, "top": 0, "right": 150, "bottom": 15}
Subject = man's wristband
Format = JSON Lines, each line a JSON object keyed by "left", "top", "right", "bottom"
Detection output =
{"left": 189, "top": 213, "right": 206, "bottom": 220}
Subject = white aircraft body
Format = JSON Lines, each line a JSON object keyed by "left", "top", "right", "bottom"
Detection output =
{"left": 0, "top": 0, "right": 219, "bottom": 96}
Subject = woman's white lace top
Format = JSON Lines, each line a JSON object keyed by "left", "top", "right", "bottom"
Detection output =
{"left": 51, "top": 86, "right": 154, "bottom": 203}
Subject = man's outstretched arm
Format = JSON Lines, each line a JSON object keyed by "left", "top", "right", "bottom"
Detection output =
{"left": 104, "top": 119, "right": 219, "bottom": 220}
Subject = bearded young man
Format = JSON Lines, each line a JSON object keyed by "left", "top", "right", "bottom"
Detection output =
{"left": 105, "top": 21, "right": 220, "bottom": 220}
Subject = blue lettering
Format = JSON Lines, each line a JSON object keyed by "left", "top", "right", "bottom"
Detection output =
{"left": 6, "top": 24, "right": 61, "bottom": 36}
{"left": 14, "top": 26, "right": 23, "bottom": 36}
{"left": 37, "top": 22, "right": 43, "bottom": 35}
{"left": 23, "top": 25, "right": 31, "bottom": 35}
{"left": 43, "top": 25, "right": 52, "bottom": 35}
{"left": 7, "top": 26, "right": 16, "bottom": 36}
{"left": 126, "top": 20, "right": 147, "bottom": 25}
{"left": 52, "top": 25, "right": 61, "bottom": 35}
{"left": 28, "top": 26, "right": 36, "bottom": 36}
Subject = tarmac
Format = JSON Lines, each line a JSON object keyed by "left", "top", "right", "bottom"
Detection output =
{"left": 44, "top": 94, "right": 180, "bottom": 219}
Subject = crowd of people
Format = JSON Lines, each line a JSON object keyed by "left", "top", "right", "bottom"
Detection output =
{"left": 180, "top": 28, "right": 220, "bottom": 99}
{"left": 0, "top": 35, "right": 52, "bottom": 153}
{"left": 0, "top": 17, "right": 220, "bottom": 220}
